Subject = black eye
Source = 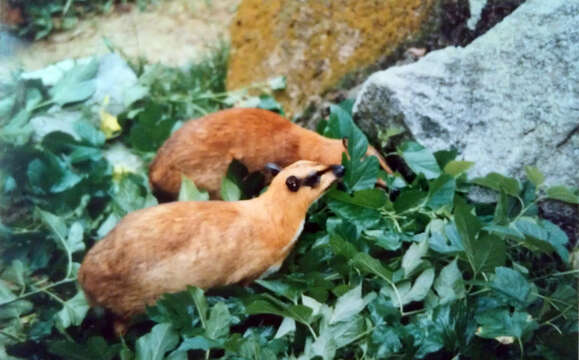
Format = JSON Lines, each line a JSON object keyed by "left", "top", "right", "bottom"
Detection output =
{"left": 303, "top": 172, "right": 320, "bottom": 187}
{"left": 285, "top": 176, "right": 301, "bottom": 192}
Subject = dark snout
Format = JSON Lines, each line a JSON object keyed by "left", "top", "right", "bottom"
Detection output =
{"left": 331, "top": 165, "right": 346, "bottom": 178}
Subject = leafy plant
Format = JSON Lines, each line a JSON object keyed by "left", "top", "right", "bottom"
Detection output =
{"left": 8, "top": 0, "right": 156, "bottom": 40}
{"left": 0, "top": 48, "right": 577, "bottom": 360}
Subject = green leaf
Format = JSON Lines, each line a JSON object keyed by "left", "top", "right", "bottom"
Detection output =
{"left": 220, "top": 176, "right": 241, "bottom": 201}
{"left": 453, "top": 199, "right": 482, "bottom": 269}
{"left": 401, "top": 239, "right": 429, "bottom": 278}
{"left": 433, "top": 259, "right": 465, "bottom": 304}
{"left": 309, "top": 329, "right": 337, "bottom": 360}
{"left": 49, "top": 60, "right": 99, "bottom": 105}
{"left": 493, "top": 190, "right": 509, "bottom": 225}
{"left": 325, "top": 104, "right": 353, "bottom": 139}
{"left": 369, "top": 326, "right": 402, "bottom": 358}
{"left": 135, "top": 323, "right": 179, "bottom": 360}
{"left": 491, "top": 267, "right": 532, "bottom": 306}
{"left": 329, "top": 314, "right": 366, "bottom": 348}
{"left": 351, "top": 252, "right": 393, "bottom": 281}
{"left": 56, "top": 291, "right": 89, "bottom": 329}
{"left": 514, "top": 217, "right": 569, "bottom": 262}
{"left": 385, "top": 268, "right": 435, "bottom": 306}
{"left": 28, "top": 154, "right": 82, "bottom": 194}
{"left": 327, "top": 199, "right": 381, "bottom": 229}
{"left": 66, "top": 221, "right": 85, "bottom": 254}
{"left": 327, "top": 188, "right": 387, "bottom": 209}
{"left": 189, "top": 287, "right": 208, "bottom": 328}
{"left": 255, "top": 279, "right": 301, "bottom": 303}
{"left": 206, "top": 302, "right": 231, "bottom": 339}
{"left": 429, "top": 221, "right": 464, "bottom": 254}
{"left": 274, "top": 317, "right": 296, "bottom": 339}
{"left": 344, "top": 150, "right": 380, "bottom": 193}
{"left": 330, "top": 284, "right": 366, "bottom": 324}
{"left": 545, "top": 186, "right": 579, "bottom": 204}
{"left": 37, "top": 209, "right": 68, "bottom": 246}
{"left": 257, "top": 95, "right": 284, "bottom": 114}
{"left": 482, "top": 224, "right": 524, "bottom": 240}
{"left": 470, "top": 233, "right": 506, "bottom": 273}
{"left": 394, "top": 189, "right": 427, "bottom": 213}
{"left": 475, "top": 309, "right": 538, "bottom": 340}
{"left": 178, "top": 176, "right": 209, "bottom": 202}
{"left": 169, "top": 336, "right": 222, "bottom": 355}
{"left": 444, "top": 160, "right": 474, "bottom": 177}
{"left": 363, "top": 230, "right": 402, "bottom": 251}
{"left": 524, "top": 166, "right": 544, "bottom": 187}
{"left": 129, "top": 103, "right": 175, "bottom": 152}
{"left": 471, "top": 173, "right": 521, "bottom": 196}
{"left": 404, "top": 268, "right": 435, "bottom": 303}
{"left": 399, "top": 142, "right": 441, "bottom": 179}
{"left": 246, "top": 296, "right": 312, "bottom": 327}
{"left": 426, "top": 174, "right": 456, "bottom": 210}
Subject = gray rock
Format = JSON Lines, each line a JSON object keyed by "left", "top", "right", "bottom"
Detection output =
{"left": 354, "top": 0, "right": 579, "bottom": 189}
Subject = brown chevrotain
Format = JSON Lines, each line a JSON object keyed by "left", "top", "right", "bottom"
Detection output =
{"left": 149, "top": 107, "right": 391, "bottom": 200}
{"left": 78, "top": 160, "right": 345, "bottom": 334}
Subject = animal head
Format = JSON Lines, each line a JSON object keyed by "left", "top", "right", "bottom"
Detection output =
{"left": 265, "top": 160, "right": 345, "bottom": 206}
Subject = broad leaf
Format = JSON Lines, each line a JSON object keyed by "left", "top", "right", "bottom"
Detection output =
{"left": 426, "top": 174, "right": 456, "bottom": 210}
{"left": 56, "top": 291, "right": 89, "bottom": 329}
{"left": 135, "top": 323, "right": 180, "bottom": 360}
{"left": 206, "top": 302, "right": 231, "bottom": 339}
{"left": 524, "top": 166, "right": 544, "bottom": 187}
{"left": 434, "top": 259, "right": 465, "bottom": 304}
{"left": 471, "top": 173, "right": 520, "bottom": 196}
{"left": 402, "top": 239, "right": 429, "bottom": 278}
{"left": 178, "top": 176, "right": 209, "bottom": 202}
{"left": 444, "top": 160, "right": 474, "bottom": 177}
{"left": 545, "top": 186, "right": 579, "bottom": 204}
{"left": 399, "top": 142, "right": 441, "bottom": 179}
{"left": 476, "top": 309, "right": 538, "bottom": 340}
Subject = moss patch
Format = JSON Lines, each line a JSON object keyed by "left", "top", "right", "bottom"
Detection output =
{"left": 227, "top": 0, "right": 435, "bottom": 118}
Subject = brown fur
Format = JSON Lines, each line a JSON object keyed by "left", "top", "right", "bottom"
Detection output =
{"left": 78, "top": 160, "right": 342, "bottom": 333}
{"left": 149, "top": 108, "right": 391, "bottom": 199}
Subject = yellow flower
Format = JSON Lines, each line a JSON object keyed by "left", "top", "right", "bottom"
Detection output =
{"left": 100, "top": 96, "right": 121, "bottom": 139}
{"left": 112, "top": 165, "right": 131, "bottom": 182}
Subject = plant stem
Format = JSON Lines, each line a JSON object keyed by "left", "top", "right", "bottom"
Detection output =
{"left": 0, "top": 279, "right": 76, "bottom": 307}
{"left": 532, "top": 269, "right": 579, "bottom": 281}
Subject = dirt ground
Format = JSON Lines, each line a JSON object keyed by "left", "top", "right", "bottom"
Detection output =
{"left": 1, "top": 0, "right": 239, "bottom": 73}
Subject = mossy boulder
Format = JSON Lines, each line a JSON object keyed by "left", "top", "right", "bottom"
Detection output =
{"left": 227, "top": 0, "right": 452, "bottom": 118}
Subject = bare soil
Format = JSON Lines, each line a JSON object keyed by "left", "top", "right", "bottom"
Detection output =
{"left": 2, "top": 0, "right": 239, "bottom": 72}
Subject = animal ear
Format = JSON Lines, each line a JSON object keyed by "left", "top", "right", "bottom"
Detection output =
{"left": 285, "top": 175, "right": 301, "bottom": 192}
{"left": 342, "top": 137, "right": 349, "bottom": 149}
{"left": 265, "top": 162, "right": 282, "bottom": 176}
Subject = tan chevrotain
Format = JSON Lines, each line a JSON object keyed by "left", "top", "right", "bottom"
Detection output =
{"left": 79, "top": 160, "right": 345, "bottom": 334}
{"left": 149, "top": 107, "right": 391, "bottom": 200}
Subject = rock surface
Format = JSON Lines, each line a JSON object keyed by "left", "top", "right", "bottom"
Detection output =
{"left": 354, "top": 0, "right": 579, "bottom": 189}
{"left": 227, "top": 0, "right": 440, "bottom": 118}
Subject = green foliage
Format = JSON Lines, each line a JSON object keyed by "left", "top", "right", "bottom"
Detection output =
{"left": 9, "top": 0, "right": 156, "bottom": 40}
{"left": 0, "top": 53, "right": 577, "bottom": 360}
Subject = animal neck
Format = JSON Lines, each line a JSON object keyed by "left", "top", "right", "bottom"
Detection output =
{"left": 250, "top": 187, "right": 312, "bottom": 250}
{"left": 294, "top": 128, "right": 345, "bottom": 165}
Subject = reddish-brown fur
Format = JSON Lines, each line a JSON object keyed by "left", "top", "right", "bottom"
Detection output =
{"left": 149, "top": 108, "right": 391, "bottom": 199}
{"left": 78, "top": 160, "right": 342, "bottom": 334}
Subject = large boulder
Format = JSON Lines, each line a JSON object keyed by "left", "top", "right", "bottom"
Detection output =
{"left": 354, "top": 0, "right": 578, "bottom": 189}
{"left": 227, "top": 0, "right": 473, "bottom": 118}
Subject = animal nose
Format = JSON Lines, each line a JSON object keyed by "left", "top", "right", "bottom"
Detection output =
{"left": 331, "top": 165, "right": 346, "bottom": 178}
